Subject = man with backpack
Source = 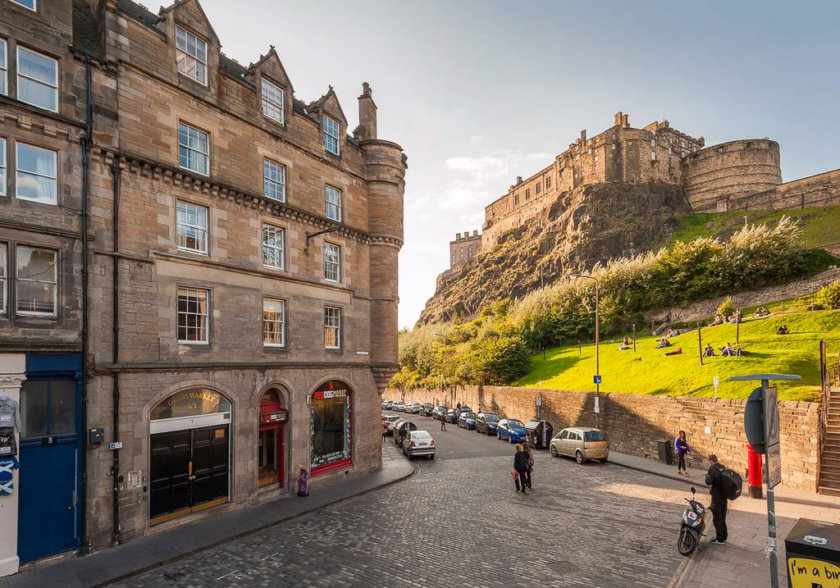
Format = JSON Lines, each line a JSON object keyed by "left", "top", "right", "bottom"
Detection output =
{"left": 705, "top": 454, "right": 741, "bottom": 545}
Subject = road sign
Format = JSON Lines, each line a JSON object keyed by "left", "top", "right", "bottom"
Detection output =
{"left": 594, "top": 396, "right": 600, "bottom": 414}
{"left": 764, "top": 386, "right": 781, "bottom": 488}
{"left": 767, "top": 442, "right": 782, "bottom": 488}
{"left": 593, "top": 375, "right": 602, "bottom": 385}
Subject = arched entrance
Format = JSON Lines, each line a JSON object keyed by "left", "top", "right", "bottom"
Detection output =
{"left": 258, "top": 389, "right": 287, "bottom": 488}
{"left": 310, "top": 380, "right": 353, "bottom": 475}
{"left": 149, "top": 388, "right": 231, "bottom": 524}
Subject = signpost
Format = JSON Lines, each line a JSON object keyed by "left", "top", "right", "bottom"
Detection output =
{"left": 733, "top": 373, "right": 801, "bottom": 588}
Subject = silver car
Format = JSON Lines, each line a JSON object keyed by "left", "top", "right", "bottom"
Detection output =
{"left": 404, "top": 402, "right": 421, "bottom": 414}
{"left": 549, "top": 427, "right": 609, "bottom": 464}
{"left": 402, "top": 430, "right": 435, "bottom": 459}
{"left": 394, "top": 401, "right": 406, "bottom": 412}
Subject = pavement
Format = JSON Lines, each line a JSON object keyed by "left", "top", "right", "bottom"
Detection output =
{"left": 0, "top": 445, "right": 414, "bottom": 588}
{"left": 5, "top": 412, "right": 839, "bottom": 587}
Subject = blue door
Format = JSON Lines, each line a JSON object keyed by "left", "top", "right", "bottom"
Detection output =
{"left": 18, "top": 355, "right": 82, "bottom": 563}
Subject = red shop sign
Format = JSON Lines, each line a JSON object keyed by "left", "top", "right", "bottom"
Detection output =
{"left": 260, "top": 410, "right": 288, "bottom": 425}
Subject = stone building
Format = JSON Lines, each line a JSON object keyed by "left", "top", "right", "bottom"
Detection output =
{"left": 0, "top": 0, "right": 405, "bottom": 572}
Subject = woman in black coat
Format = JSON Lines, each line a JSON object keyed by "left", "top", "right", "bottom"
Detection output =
{"left": 514, "top": 444, "right": 530, "bottom": 493}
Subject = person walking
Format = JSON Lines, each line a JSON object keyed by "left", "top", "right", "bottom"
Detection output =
{"left": 514, "top": 444, "right": 529, "bottom": 494}
{"left": 704, "top": 454, "right": 728, "bottom": 544}
{"left": 674, "top": 430, "right": 690, "bottom": 476}
{"left": 440, "top": 414, "right": 446, "bottom": 431}
{"left": 523, "top": 443, "right": 535, "bottom": 489}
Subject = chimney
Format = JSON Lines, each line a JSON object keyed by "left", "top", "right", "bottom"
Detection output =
{"left": 455, "top": 233, "right": 461, "bottom": 240}
{"left": 614, "top": 111, "right": 623, "bottom": 127}
{"left": 622, "top": 113, "right": 629, "bottom": 128}
{"left": 516, "top": 176, "right": 523, "bottom": 185}
{"left": 473, "top": 230, "right": 478, "bottom": 237}
{"left": 356, "top": 82, "right": 377, "bottom": 140}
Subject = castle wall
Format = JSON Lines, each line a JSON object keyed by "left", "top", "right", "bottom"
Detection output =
{"left": 722, "top": 168, "right": 840, "bottom": 212}
{"left": 683, "top": 139, "right": 782, "bottom": 212}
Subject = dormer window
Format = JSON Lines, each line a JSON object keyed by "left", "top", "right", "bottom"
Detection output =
{"left": 261, "top": 78, "right": 284, "bottom": 124}
{"left": 323, "top": 115, "right": 340, "bottom": 155}
{"left": 175, "top": 26, "right": 207, "bottom": 85}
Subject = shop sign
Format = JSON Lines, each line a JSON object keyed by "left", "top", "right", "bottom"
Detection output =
{"left": 260, "top": 410, "right": 288, "bottom": 424}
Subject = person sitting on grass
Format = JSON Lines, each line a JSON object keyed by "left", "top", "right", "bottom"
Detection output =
{"left": 619, "top": 336, "right": 631, "bottom": 351}
{"left": 712, "top": 314, "right": 724, "bottom": 326}
{"left": 664, "top": 347, "right": 683, "bottom": 356}
{"left": 656, "top": 337, "right": 671, "bottom": 349}
{"left": 735, "top": 346, "right": 750, "bottom": 357}
{"left": 777, "top": 324, "right": 789, "bottom": 335}
{"left": 720, "top": 342, "right": 735, "bottom": 356}
{"left": 703, "top": 343, "right": 716, "bottom": 357}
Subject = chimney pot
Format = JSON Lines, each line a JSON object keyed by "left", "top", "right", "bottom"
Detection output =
{"left": 516, "top": 176, "right": 523, "bottom": 184}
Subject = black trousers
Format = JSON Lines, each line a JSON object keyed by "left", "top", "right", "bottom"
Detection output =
{"left": 677, "top": 454, "right": 686, "bottom": 471}
{"left": 711, "top": 498, "right": 728, "bottom": 542}
{"left": 440, "top": 420, "right": 446, "bottom": 430}
{"left": 522, "top": 468, "right": 532, "bottom": 489}
{"left": 516, "top": 469, "right": 530, "bottom": 491}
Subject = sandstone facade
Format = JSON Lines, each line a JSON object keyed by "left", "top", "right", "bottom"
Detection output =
{"left": 0, "top": 0, "right": 405, "bottom": 567}
{"left": 385, "top": 386, "right": 820, "bottom": 491}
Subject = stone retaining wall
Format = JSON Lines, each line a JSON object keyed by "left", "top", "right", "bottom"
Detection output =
{"left": 384, "top": 386, "right": 820, "bottom": 491}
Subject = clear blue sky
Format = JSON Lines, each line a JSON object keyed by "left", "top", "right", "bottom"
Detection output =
{"left": 154, "top": 0, "right": 840, "bottom": 327}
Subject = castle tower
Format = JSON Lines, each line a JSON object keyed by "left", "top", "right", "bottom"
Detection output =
{"left": 359, "top": 84, "right": 407, "bottom": 393}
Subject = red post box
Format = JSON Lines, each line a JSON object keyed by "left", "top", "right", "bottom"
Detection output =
{"left": 747, "top": 443, "right": 763, "bottom": 499}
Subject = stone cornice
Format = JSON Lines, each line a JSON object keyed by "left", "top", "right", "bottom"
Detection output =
{"left": 0, "top": 374, "right": 26, "bottom": 388}
{"left": 0, "top": 102, "right": 85, "bottom": 142}
{"left": 93, "top": 147, "right": 404, "bottom": 248}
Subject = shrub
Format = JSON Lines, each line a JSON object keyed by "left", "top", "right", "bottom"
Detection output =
{"left": 717, "top": 296, "right": 735, "bottom": 318}
{"left": 816, "top": 280, "right": 840, "bottom": 310}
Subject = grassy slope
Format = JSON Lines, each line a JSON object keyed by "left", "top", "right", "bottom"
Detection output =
{"left": 514, "top": 305, "right": 840, "bottom": 401}
{"left": 669, "top": 206, "right": 840, "bottom": 250}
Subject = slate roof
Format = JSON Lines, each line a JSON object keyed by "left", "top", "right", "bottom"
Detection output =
{"left": 117, "top": 0, "right": 165, "bottom": 36}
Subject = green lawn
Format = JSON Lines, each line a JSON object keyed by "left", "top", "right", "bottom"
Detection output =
{"left": 670, "top": 206, "right": 840, "bottom": 250}
{"left": 513, "top": 307, "right": 840, "bottom": 401}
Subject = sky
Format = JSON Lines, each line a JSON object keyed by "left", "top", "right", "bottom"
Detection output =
{"left": 152, "top": 0, "right": 840, "bottom": 328}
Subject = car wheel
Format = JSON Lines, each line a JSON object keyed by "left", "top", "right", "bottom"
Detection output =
{"left": 550, "top": 445, "right": 558, "bottom": 458}
{"left": 575, "top": 450, "right": 585, "bottom": 465}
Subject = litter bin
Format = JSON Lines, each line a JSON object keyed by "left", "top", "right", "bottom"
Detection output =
{"left": 657, "top": 439, "right": 674, "bottom": 465}
{"left": 785, "top": 518, "right": 840, "bottom": 587}
{"left": 524, "top": 419, "right": 554, "bottom": 449}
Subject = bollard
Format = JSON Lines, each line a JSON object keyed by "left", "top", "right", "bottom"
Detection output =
{"left": 747, "top": 443, "right": 763, "bottom": 499}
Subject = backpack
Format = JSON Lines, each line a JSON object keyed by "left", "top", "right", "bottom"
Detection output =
{"left": 718, "top": 466, "right": 742, "bottom": 500}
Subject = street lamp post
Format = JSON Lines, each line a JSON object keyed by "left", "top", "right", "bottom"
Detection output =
{"left": 575, "top": 274, "right": 600, "bottom": 427}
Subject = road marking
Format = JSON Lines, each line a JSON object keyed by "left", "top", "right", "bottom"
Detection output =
{"left": 216, "top": 570, "right": 240, "bottom": 580}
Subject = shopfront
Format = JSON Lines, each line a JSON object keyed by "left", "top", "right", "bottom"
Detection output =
{"left": 258, "top": 389, "right": 287, "bottom": 488}
{"left": 149, "top": 388, "right": 231, "bottom": 524}
{"left": 310, "top": 380, "right": 353, "bottom": 475}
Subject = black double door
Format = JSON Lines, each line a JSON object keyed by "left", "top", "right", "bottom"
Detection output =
{"left": 150, "top": 425, "right": 229, "bottom": 521}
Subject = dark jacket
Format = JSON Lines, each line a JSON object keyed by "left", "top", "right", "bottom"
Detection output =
{"left": 514, "top": 450, "right": 528, "bottom": 472}
{"left": 705, "top": 462, "right": 725, "bottom": 500}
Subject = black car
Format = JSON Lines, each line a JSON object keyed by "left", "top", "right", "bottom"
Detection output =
{"left": 432, "top": 406, "right": 447, "bottom": 421}
{"left": 419, "top": 403, "right": 434, "bottom": 417}
{"left": 475, "top": 412, "right": 500, "bottom": 435}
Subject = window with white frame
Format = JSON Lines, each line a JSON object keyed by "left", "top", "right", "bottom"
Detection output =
{"left": 263, "top": 159, "right": 286, "bottom": 202}
{"left": 175, "top": 26, "right": 207, "bottom": 85}
{"left": 324, "top": 242, "right": 340, "bottom": 282}
{"left": 324, "top": 306, "right": 341, "bottom": 349}
{"left": 325, "top": 185, "right": 342, "bottom": 222}
{"left": 16, "top": 246, "right": 56, "bottom": 316}
{"left": 262, "top": 298, "right": 285, "bottom": 347}
{"left": 17, "top": 46, "right": 57, "bottom": 112}
{"left": 0, "top": 39, "right": 7, "bottom": 96}
{"left": 177, "top": 287, "right": 208, "bottom": 343}
{"left": 178, "top": 122, "right": 209, "bottom": 175}
{"left": 16, "top": 143, "right": 56, "bottom": 204}
{"left": 322, "top": 115, "right": 340, "bottom": 155}
{"left": 176, "top": 200, "right": 208, "bottom": 254}
{"left": 261, "top": 78, "right": 284, "bottom": 123}
{"left": 11, "top": 0, "right": 36, "bottom": 10}
{"left": 0, "top": 137, "right": 5, "bottom": 196}
{"left": 0, "top": 243, "right": 6, "bottom": 315}
{"left": 262, "top": 224, "right": 284, "bottom": 270}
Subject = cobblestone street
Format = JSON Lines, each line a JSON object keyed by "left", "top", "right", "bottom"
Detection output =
{"left": 114, "top": 414, "right": 692, "bottom": 587}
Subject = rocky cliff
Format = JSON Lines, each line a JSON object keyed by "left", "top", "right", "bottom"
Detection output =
{"left": 418, "top": 182, "right": 690, "bottom": 325}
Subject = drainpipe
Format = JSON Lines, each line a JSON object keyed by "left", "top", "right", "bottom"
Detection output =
{"left": 110, "top": 159, "right": 122, "bottom": 546}
{"left": 80, "top": 52, "right": 92, "bottom": 554}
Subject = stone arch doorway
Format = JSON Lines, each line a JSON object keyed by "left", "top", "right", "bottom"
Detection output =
{"left": 258, "top": 388, "right": 288, "bottom": 489}
{"left": 148, "top": 387, "right": 232, "bottom": 524}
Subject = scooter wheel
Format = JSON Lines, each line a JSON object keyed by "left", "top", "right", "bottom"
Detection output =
{"left": 678, "top": 528, "right": 698, "bottom": 556}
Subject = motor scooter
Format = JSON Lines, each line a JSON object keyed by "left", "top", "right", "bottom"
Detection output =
{"left": 678, "top": 486, "right": 707, "bottom": 556}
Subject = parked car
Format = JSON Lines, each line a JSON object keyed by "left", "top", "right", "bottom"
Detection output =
{"left": 419, "top": 403, "right": 434, "bottom": 417}
{"left": 432, "top": 406, "right": 448, "bottom": 421}
{"left": 475, "top": 412, "right": 500, "bottom": 435}
{"left": 394, "top": 401, "right": 406, "bottom": 412}
{"left": 382, "top": 415, "right": 400, "bottom": 436}
{"left": 497, "top": 418, "right": 527, "bottom": 443}
{"left": 550, "top": 427, "right": 609, "bottom": 464}
{"left": 382, "top": 399, "right": 394, "bottom": 410}
{"left": 402, "top": 430, "right": 436, "bottom": 459}
{"left": 445, "top": 409, "right": 459, "bottom": 424}
{"left": 458, "top": 411, "right": 477, "bottom": 430}
{"left": 455, "top": 405, "right": 472, "bottom": 417}
{"left": 393, "top": 420, "right": 418, "bottom": 447}
{"left": 405, "top": 402, "right": 421, "bottom": 414}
